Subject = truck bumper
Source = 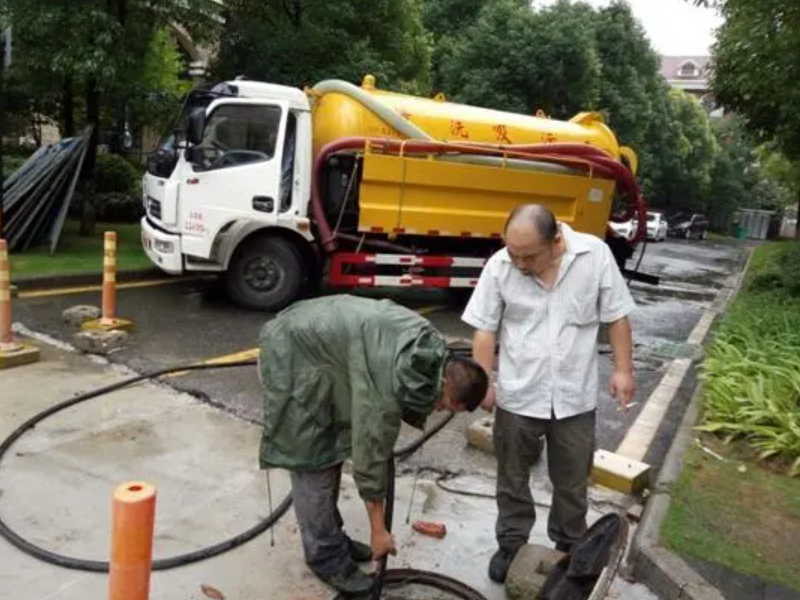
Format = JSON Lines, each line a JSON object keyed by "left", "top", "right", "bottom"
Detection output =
{"left": 140, "top": 217, "right": 183, "bottom": 275}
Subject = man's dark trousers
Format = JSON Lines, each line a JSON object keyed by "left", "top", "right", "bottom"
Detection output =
{"left": 289, "top": 463, "right": 353, "bottom": 576}
{"left": 493, "top": 406, "right": 595, "bottom": 551}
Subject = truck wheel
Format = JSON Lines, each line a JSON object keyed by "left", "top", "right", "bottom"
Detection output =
{"left": 225, "top": 236, "right": 304, "bottom": 311}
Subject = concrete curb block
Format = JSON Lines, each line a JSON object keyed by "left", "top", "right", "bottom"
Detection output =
{"left": 628, "top": 379, "right": 725, "bottom": 600}
{"left": 11, "top": 268, "right": 164, "bottom": 290}
{"left": 625, "top": 246, "right": 754, "bottom": 599}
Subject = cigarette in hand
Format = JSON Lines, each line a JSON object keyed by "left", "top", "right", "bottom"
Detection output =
{"left": 617, "top": 401, "right": 640, "bottom": 412}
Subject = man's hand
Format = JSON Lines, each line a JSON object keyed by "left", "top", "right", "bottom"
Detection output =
{"left": 370, "top": 527, "right": 397, "bottom": 560}
{"left": 481, "top": 385, "right": 496, "bottom": 412}
{"left": 365, "top": 499, "right": 397, "bottom": 562}
{"left": 609, "top": 369, "right": 635, "bottom": 410}
{"left": 607, "top": 317, "right": 635, "bottom": 410}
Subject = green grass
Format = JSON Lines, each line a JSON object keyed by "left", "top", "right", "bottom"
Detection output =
{"left": 696, "top": 242, "right": 800, "bottom": 475}
{"left": 662, "top": 441, "right": 800, "bottom": 591}
{"left": 664, "top": 241, "right": 800, "bottom": 589}
{"left": 9, "top": 220, "right": 152, "bottom": 279}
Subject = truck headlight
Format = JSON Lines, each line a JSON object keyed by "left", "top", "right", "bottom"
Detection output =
{"left": 154, "top": 240, "right": 174, "bottom": 253}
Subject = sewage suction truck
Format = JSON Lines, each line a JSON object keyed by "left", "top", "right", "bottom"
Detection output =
{"left": 141, "top": 75, "right": 647, "bottom": 310}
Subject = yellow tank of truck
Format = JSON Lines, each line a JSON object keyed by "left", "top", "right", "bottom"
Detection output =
{"left": 311, "top": 75, "right": 634, "bottom": 240}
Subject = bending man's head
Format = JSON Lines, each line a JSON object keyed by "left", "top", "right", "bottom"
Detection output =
{"left": 503, "top": 203, "right": 562, "bottom": 277}
{"left": 439, "top": 356, "right": 488, "bottom": 412}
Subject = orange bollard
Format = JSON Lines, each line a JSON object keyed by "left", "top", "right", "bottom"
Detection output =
{"left": 0, "top": 240, "right": 38, "bottom": 368}
{"left": 109, "top": 481, "right": 156, "bottom": 600}
{"left": 0, "top": 239, "right": 13, "bottom": 347}
{"left": 82, "top": 231, "right": 133, "bottom": 332}
{"left": 101, "top": 231, "right": 117, "bottom": 325}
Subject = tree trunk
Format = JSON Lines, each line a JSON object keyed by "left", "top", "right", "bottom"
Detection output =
{"left": 80, "top": 79, "right": 100, "bottom": 237}
{"left": 795, "top": 186, "right": 800, "bottom": 240}
{"left": 62, "top": 78, "right": 75, "bottom": 137}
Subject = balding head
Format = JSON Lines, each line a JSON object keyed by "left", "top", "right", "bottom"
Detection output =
{"left": 504, "top": 204, "right": 558, "bottom": 242}
{"left": 503, "top": 204, "right": 563, "bottom": 277}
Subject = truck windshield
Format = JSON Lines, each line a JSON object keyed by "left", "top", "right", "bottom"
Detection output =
{"left": 145, "top": 90, "right": 218, "bottom": 179}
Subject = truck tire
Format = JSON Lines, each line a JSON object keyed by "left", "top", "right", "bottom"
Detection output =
{"left": 225, "top": 236, "right": 304, "bottom": 311}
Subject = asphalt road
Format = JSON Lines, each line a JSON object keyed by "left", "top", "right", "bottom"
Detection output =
{"left": 13, "top": 237, "right": 746, "bottom": 476}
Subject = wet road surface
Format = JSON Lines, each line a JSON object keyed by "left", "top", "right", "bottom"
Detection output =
{"left": 13, "top": 237, "right": 746, "bottom": 476}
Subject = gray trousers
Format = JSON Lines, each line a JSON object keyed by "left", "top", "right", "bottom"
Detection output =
{"left": 493, "top": 406, "right": 595, "bottom": 551}
{"left": 289, "top": 463, "right": 352, "bottom": 576}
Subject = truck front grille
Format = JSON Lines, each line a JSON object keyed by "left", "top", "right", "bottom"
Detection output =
{"left": 148, "top": 196, "right": 162, "bottom": 220}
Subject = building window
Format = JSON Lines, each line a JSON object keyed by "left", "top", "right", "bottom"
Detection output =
{"left": 679, "top": 61, "right": 699, "bottom": 78}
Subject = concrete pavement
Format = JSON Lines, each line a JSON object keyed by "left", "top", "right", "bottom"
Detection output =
{"left": 0, "top": 338, "right": 655, "bottom": 600}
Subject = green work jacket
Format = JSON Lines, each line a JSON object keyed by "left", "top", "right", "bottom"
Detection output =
{"left": 258, "top": 295, "right": 447, "bottom": 500}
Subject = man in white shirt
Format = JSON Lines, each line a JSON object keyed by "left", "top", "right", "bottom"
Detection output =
{"left": 461, "top": 204, "right": 636, "bottom": 583}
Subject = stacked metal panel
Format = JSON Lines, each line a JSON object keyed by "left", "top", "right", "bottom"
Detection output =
{"left": 1, "top": 126, "right": 92, "bottom": 253}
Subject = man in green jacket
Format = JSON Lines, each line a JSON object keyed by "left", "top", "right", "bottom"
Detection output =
{"left": 259, "top": 295, "right": 487, "bottom": 596}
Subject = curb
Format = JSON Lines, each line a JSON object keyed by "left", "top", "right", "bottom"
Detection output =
{"left": 11, "top": 268, "right": 165, "bottom": 291}
{"left": 626, "top": 246, "right": 754, "bottom": 599}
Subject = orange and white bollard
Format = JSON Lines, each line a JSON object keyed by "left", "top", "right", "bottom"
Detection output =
{"left": 0, "top": 239, "right": 40, "bottom": 368}
{"left": 82, "top": 231, "right": 133, "bottom": 332}
{"left": 0, "top": 239, "right": 14, "bottom": 348}
{"left": 109, "top": 481, "right": 156, "bottom": 600}
{"left": 101, "top": 231, "right": 118, "bottom": 325}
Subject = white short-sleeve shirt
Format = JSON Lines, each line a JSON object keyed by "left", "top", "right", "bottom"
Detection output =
{"left": 461, "top": 223, "right": 636, "bottom": 419}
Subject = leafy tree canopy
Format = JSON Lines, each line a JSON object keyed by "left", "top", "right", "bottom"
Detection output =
{"left": 213, "top": 0, "right": 432, "bottom": 93}
{"left": 438, "top": 0, "right": 599, "bottom": 117}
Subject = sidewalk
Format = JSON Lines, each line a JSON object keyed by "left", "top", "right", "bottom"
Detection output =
{"left": 0, "top": 336, "right": 650, "bottom": 600}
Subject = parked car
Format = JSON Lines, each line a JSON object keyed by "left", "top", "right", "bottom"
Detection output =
{"left": 669, "top": 213, "right": 709, "bottom": 240}
{"left": 646, "top": 211, "right": 668, "bottom": 242}
{"left": 608, "top": 218, "right": 638, "bottom": 241}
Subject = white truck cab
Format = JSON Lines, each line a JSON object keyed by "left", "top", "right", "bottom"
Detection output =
{"left": 141, "top": 80, "right": 316, "bottom": 309}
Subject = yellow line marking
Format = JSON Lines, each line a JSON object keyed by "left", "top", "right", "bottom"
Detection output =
{"left": 415, "top": 305, "right": 448, "bottom": 316}
{"left": 165, "top": 347, "right": 260, "bottom": 378}
{"left": 18, "top": 276, "right": 207, "bottom": 299}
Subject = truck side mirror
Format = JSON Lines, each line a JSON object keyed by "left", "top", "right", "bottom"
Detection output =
{"left": 187, "top": 108, "right": 206, "bottom": 146}
{"left": 185, "top": 146, "right": 204, "bottom": 165}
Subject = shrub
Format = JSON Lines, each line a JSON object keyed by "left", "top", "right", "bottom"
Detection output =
{"left": 778, "top": 243, "right": 800, "bottom": 296}
{"left": 93, "top": 192, "right": 145, "bottom": 223}
{"left": 700, "top": 243, "right": 800, "bottom": 475}
{"left": 747, "top": 242, "right": 800, "bottom": 297}
{"left": 94, "top": 153, "right": 140, "bottom": 195}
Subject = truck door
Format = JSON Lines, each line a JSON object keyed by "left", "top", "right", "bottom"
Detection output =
{"left": 180, "top": 99, "right": 288, "bottom": 258}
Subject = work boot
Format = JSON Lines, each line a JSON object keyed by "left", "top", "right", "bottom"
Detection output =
{"left": 348, "top": 538, "right": 373, "bottom": 562}
{"left": 318, "top": 563, "right": 375, "bottom": 596}
{"left": 488, "top": 546, "right": 519, "bottom": 583}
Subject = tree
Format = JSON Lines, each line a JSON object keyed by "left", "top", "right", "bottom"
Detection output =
{"left": 420, "top": 0, "right": 491, "bottom": 92}
{"left": 438, "top": 0, "right": 599, "bottom": 117}
{"left": 700, "top": 0, "right": 800, "bottom": 236}
{"left": 661, "top": 90, "right": 718, "bottom": 211}
{"left": 592, "top": 1, "right": 661, "bottom": 152}
{"left": 0, "top": 0, "right": 220, "bottom": 232}
{"left": 706, "top": 116, "right": 762, "bottom": 227}
{"left": 213, "top": 0, "right": 432, "bottom": 94}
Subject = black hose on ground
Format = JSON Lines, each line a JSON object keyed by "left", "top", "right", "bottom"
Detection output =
{"left": 0, "top": 359, "right": 298, "bottom": 572}
{"left": 336, "top": 457, "right": 488, "bottom": 600}
{"left": 0, "top": 356, "right": 474, "bottom": 595}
